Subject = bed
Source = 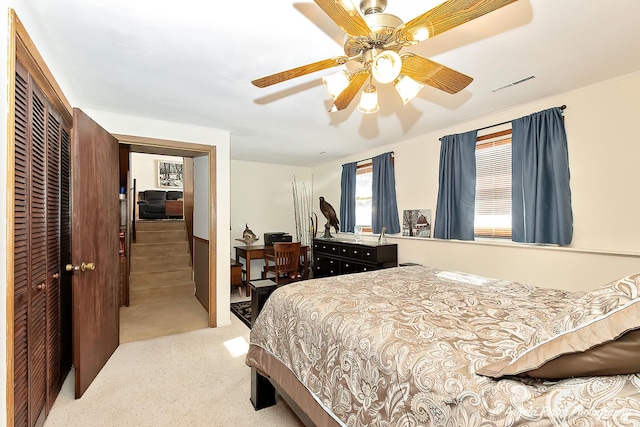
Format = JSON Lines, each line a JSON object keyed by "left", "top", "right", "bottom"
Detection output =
{"left": 246, "top": 265, "right": 640, "bottom": 426}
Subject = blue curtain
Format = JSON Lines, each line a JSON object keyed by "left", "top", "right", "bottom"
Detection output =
{"left": 433, "top": 130, "right": 477, "bottom": 240}
{"left": 340, "top": 162, "right": 357, "bottom": 232}
{"left": 512, "top": 107, "right": 573, "bottom": 245}
{"left": 372, "top": 152, "right": 400, "bottom": 234}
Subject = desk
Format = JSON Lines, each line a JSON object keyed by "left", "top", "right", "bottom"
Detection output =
{"left": 235, "top": 244, "right": 308, "bottom": 297}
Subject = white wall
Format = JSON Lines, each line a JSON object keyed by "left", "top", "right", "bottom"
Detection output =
{"left": 130, "top": 152, "right": 183, "bottom": 193}
{"left": 312, "top": 72, "right": 640, "bottom": 292}
{"left": 230, "top": 160, "right": 313, "bottom": 280}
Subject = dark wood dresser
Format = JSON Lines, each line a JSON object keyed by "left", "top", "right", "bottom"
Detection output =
{"left": 312, "top": 238, "right": 398, "bottom": 278}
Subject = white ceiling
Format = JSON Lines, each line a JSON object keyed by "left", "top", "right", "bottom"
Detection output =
{"left": 25, "top": 0, "right": 640, "bottom": 167}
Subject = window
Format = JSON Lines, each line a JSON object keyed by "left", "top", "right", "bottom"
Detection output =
{"left": 355, "top": 162, "right": 373, "bottom": 230}
{"left": 475, "top": 130, "right": 512, "bottom": 239}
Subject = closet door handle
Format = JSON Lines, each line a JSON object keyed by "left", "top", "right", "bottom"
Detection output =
{"left": 37, "top": 282, "right": 46, "bottom": 290}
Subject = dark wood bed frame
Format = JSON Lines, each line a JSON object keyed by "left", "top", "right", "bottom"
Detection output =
{"left": 251, "top": 367, "right": 315, "bottom": 426}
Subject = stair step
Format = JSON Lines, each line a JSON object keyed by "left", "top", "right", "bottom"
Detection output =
{"left": 128, "top": 219, "right": 193, "bottom": 304}
{"left": 129, "top": 277, "right": 194, "bottom": 292}
{"left": 130, "top": 253, "right": 192, "bottom": 271}
{"left": 136, "top": 220, "right": 185, "bottom": 231}
{"left": 135, "top": 229, "right": 187, "bottom": 244}
{"left": 129, "top": 281, "right": 195, "bottom": 304}
{"left": 130, "top": 241, "right": 189, "bottom": 257}
{"left": 129, "top": 267, "right": 193, "bottom": 288}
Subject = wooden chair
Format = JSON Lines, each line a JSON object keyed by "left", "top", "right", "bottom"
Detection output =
{"left": 298, "top": 246, "right": 310, "bottom": 280}
{"left": 262, "top": 242, "right": 301, "bottom": 285}
{"left": 230, "top": 258, "right": 244, "bottom": 297}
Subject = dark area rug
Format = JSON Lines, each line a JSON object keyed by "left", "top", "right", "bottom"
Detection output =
{"left": 230, "top": 301, "right": 251, "bottom": 328}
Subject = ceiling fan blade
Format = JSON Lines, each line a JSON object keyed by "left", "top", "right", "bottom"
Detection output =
{"left": 313, "top": 0, "right": 372, "bottom": 38}
{"left": 401, "top": 54, "right": 473, "bottom": 94}
{"left": 331, "top": 72, "right": 369, "bottom": 111}
{"left": 252, "top": 57, "right": 348, "bottom": 88}
{"left": 397, "top": 0, "right": 519, "bottom": 44}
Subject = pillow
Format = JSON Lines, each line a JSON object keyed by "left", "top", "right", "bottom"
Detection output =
{"left": 477, "top": 272, "right": 640, "bottom": 379}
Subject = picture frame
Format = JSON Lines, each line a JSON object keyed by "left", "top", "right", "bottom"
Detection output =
{"left": 157, "top": 160, "right": 183, "bottom": 188}
{"left": 402, "top": 209, "right": 432, "bottom": 238}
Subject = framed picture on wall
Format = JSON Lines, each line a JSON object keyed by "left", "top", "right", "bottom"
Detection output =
{"left": 157, "top": 160, "right": 183, "bottom": 188}
{"left": 402, "top": 209, "right": 432, "bottom": 238}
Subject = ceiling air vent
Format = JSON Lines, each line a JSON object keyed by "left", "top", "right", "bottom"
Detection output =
{"left": 491, "top": 75, "right": 536, "bottom": 92}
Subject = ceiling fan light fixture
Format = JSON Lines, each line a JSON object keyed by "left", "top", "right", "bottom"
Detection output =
{"left": 340, "top": 0, "right": 357, "bottom": 12}
{"left": 358, "top": 84, "right": 380, "bottom": 114}
{"left": 322, "top": 70, "right": 351, "bottom": 100}
{"left": 371, "top": 50, "right": 402, "bottom": 84}
{"left": 410, "top": 27, "right": 431, "bottom": 43}
{"left": 251, "top": 0, "right": 493, "bottom": 113}
{"left": 394, "top": 75, "right": 424, "bottom": 105}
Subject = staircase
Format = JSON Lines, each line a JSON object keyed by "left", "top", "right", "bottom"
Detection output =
{"left": 129, "top": 220, "right": 194, "bottom": 304}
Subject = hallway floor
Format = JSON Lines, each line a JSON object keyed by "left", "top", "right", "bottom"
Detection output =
{"left": 119, "top": 294, "right": 208, "bottom": 343}
{"left": 119, "top": 283, "right": 255, "bottom": 344}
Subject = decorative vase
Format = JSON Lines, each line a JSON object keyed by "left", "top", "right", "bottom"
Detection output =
{"left": 354, "top": 226, "right": 363, "bottom": 242}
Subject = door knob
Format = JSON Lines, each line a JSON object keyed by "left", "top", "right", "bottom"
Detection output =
{"left": 65, "top": 262, "right": 96, "bottom": 272}
{"left": 37, "top": 282, "right": 46, "bottom": 290}
{"left": 52, "top": 273, "right": 60, "bottom": 279}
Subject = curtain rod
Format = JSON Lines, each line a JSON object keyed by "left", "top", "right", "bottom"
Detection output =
{"left": 342, "top": 151, "right": 394, "bottom": 167}
{"left": 475, "top": 105, "right": 566, "bottom": 133}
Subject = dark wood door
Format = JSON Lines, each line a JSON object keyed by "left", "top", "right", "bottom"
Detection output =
{"left": 46, "top": 107, "right": 65, "bottom": 409}
{"left": 71, "top": 108, "right": 120, "bottom": 398}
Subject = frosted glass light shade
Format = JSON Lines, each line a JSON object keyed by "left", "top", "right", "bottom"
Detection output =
{"left": 358, "top": 84, "right": 379, "bottom": 114}
{"left": 394, "top": 75, "right": 424, "bottom": 105}
{"left": 371, "top": 50, "right": 402, "bottom": 84}
{"left": 322, "top": 70, "right": 351, "bottom": 100}
{"left": 411, "top": 28, "right": 431, "bottom": 43}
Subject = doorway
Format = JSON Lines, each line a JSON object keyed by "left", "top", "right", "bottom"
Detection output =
{"left": 119, "top": 150, "right": 205, "bottom": 342}
{"left": 117, "top": 136, "right": 218, "bottom": 332}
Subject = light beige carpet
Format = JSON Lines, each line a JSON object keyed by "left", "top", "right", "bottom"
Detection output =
{"left": 44, "top": 315, "right": 304, "bottom": 427}
{"left": 119, "top": 294, "right": 209, "bottom": 344}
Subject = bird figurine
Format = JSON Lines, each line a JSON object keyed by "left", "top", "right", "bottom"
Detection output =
{"left": 235, "top": 223, "right": 259, "bottom": 245}
{"left": 378, "top": 226, "right": 388, "bottom": 245}
{"left": 319, "top": 196, "right": 339, "bottom": 238}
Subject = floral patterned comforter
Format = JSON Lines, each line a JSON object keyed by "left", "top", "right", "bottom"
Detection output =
{"left": 248, "top": 265, "right": 640, "bottom": 426}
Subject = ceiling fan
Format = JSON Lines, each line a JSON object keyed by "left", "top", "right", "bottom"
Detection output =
{"left": 252, "top": 0, "right": 519, "bottom": 113}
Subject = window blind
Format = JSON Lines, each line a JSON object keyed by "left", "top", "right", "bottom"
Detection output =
{"left": 475, "top": 136, "right": 512, "bottom": 238}
{"left": 355, "top": 162, "right": 373, "bottom": 229}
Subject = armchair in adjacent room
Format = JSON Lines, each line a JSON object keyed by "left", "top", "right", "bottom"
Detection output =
{"left": 137, "top": 190, "right": 167, "bottom": 219}
{"left": 262, "top": 242, "right": 302, "bottom": 285}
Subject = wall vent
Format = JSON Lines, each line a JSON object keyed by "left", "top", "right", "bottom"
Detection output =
{"left": 491, "top": 75, "right": 536, "bottom": 92}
